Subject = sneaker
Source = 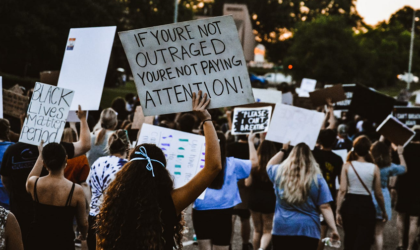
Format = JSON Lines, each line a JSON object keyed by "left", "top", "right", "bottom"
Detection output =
{"left": 242, "top": 242, "right": 253, "bottom": 250}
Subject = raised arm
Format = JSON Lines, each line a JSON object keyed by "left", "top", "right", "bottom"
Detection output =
{"left": 245, "top": 131, "right": 258, "bottom": 187}
{"left": 73, "top": 105, "right": 91, "bottom": 157}
{"left": 26, "top": 142, "right": 44, "bottom": 194}
{"left": 267, "top": 142, "right": 290, "bottom": 168}
{"left": 396, "top": 146, "right": 407, "bottom": 170}
{"left": 336, "top": 163, "right": 349, "bottom": 226}
{"left": 171, "top": 91, "right": 221, "bottom": 215}
{"left": 373, "top": 165, "right": 388, "bottom": 222}
{"left": 326, "top": 99, "right": 338, "bottom": 130}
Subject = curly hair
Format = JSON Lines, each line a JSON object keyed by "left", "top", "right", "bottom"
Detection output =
{"left": 96, "top": 144, "right": 185, "bottom": 249}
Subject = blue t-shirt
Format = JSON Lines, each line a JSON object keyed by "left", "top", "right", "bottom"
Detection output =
{"left": 267, "top": 164, "right": 332, "bottom": 239}
{"left": 378, "top": 163, "right": 405, "bottom": 188}
{"left": 0, "top": 141, "right": 13, "bottom": 207}
{"left": 194, "top": 157, "right": 251, "bottom": 210}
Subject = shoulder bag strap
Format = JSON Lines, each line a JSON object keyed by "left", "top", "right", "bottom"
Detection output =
{"left": 349, "top": 162, "right": 372, "bottom": 198}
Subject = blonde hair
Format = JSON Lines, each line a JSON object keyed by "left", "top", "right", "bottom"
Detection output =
{"left": 95, "top": 108, "right": 118, "bottom": 145}
{"left": 62, "top": 128, "right": 77, "bottom": 143}
{"left": 275, "top": 143, "right": 321, "bottom": 205}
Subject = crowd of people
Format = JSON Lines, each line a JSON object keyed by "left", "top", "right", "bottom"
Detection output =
{"left": 0, "top": 85, "right": 419, "bottom": 250}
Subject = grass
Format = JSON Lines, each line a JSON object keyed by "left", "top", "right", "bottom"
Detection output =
{"left": 100, "top": 81, "right": 138, "bottom": 109}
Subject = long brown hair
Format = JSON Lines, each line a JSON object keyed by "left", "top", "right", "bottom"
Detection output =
{"left": 346, "top": 135, "right": 374, "bottom": 163}
{"left": 95, "top": 108, "right": 118, "bottom": 145}
{"left": 252, "top": 140, "right": 277, "bottom": 182}
{"left": 96, "top": 144, "right": 184, "bottom": 250}
{"left": 370, "top": 141, "right": 391, "bottom": 168}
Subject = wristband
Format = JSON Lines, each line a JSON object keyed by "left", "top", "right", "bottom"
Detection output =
{"left": 280, "top": 149, "right": 287, "bottom": 153}
{"left": 200, "top": 119, "right": 212, "bottom": 128}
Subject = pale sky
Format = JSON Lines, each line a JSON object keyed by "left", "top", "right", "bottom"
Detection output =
{"left": 356, "top": 0, "right": 420, "bottom": 25}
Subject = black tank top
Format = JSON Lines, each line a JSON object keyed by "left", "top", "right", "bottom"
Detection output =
{"left": 27, "top": 178, "right": 77, "bottom": 250}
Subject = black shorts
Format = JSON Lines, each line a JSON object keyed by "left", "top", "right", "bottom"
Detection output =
{"left": 192, "top": 208, "right": 234, "bottom": 246}
{"left": 272, "top": 235, "right": 318, "bottom": 250}
{"left": 232, "top": 208, "right": 251, "bottom": 219}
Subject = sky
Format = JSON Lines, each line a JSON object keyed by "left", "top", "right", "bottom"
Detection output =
{"left": 356, "top": 0, "right": 420, "bottom": 25}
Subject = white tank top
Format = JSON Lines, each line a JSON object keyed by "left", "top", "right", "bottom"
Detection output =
{"left": 347, "top": 161, "right": 375, "bottom": 195}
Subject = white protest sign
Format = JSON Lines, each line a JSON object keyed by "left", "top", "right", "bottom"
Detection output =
{"left": 297, "top": 78, "right": 316, "bottom": 97}
{"left": 332, "top": 149, "right": 348, "bottom": 163}
{"left": 20, "top": 82, "right": 74, "bottom": 146}
{"left": 138, "top": 124, "right": 206, "bottom": 188}
{"left": 282, "top": 92, "right": 293, "bottom": 105}
{"left": 0, "top": 76, "right": 3, "bottom": 118}
{"left": 66, "top": 111, "right": 89, "bottom": 122}
{"left": 252, "top": 88, "right": 282, "bottom": 103}
{"left": 57, "top": 26, "right": 116, "bottom": 110}
{"left": 232, "top": 106, "right": 272, "bottom": 135}
{"left": 119, "top": 16, "right": 254, "bottom": 116}
{"left": 266, "top": 104, "right": 324, "bottom": 149}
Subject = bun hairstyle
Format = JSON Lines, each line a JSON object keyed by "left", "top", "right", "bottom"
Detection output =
{"left": 95, "top": 108, "right": 118, "bottom": 145}
{"left": 106, "top": 129, "right": 130, "bottom": 155}
{"left": 0, "top": 119, "right": 10, "bottom": 141}
{"left": 371, "top": 141, "right": 391, "bottom": 169}
{"left": 42, "top": 143, "right": 67, "bottom": 172}
{"left": 346, "top": 135, "right": 374, "bottom": 163}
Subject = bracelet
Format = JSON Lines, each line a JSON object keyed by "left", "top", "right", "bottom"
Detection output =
{"left": 280, "top": 149, "right": 287, "bottom": 153}
{"left": 200, "top": 119, "right": 212, "bottom": 128}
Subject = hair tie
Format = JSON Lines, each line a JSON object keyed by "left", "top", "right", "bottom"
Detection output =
{"left": 129, "top": 146, "right": 165, "bottom": 177}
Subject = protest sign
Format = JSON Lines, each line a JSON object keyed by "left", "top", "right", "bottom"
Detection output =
{"left": 393, "top": 106, "right": 420, "bottom": 127}
{"left": 297, "top": 78, "right": 316, "bottom": 97}
{"left": 3, "top": 89, "right": 29, "bottom": 118}
{"left": 377, "top": 115, "right": 415, "bottom": 147}
{"left": 40, "top": 71, "right": 60, "bottom": 86}
{"left": 119, "top": 16, "right": 254, "bottom": 116}
{"left": 132, "top": 106, "right": 154, "bottom": 129}
{"left": 282, "top": 92, "right": 293, "bottom": 105}
{"left": 309, "top": 84, "right": 346, "bottom": 107}
{"left": 0, "top": 77, "right": 2, "bottom": 118}
{"left": 66, "top": 111, "right": 89, "bottom": 122}
{"left": 138, "top": 124, "right": 206, "bottom": 188}
{"left": 324, "top": 84, "right": 356, "bottom": 111}
{"left": 349, "top": 84, "right": 395, "bottom": 123}
{"left": 20, "top": 82, "right": 74, "bottom": 146}
{"left": 332, "top": 149, "right": 348, "bottom": 163}
{"left": 252, "top": 88, "right": 282, "bottom": 104}
{"left": 57, "top": 26, "right": 116, "bottom": 110}
{"left": 232, "top": 106, "right": 272, "bottom": 135}
{"left": 266, "top": 104, "right": 325, "bottom": 149}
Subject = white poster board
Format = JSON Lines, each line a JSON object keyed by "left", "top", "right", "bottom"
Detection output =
{"left": 66, "top": 111, "right": 89, "bottom": 122}
{"left": 416, "top": 94, "right": 420, "bottom": 105}
{"left": 138, "top": 124, "right": 206, "bottom": 188}
{"left": 57, "top": 26, "right": 116, "bottom": 110}
{"left": 332, "top": 149, "right": 348, "bottom": 163}
{"left": 0, "top": 76, "right": 3, "bottom": 118}
{"left": 266, "top": 104, "right": 324, "bottom": 149}
{"left": 252, "top": 88, "right": 282, "bottom": 103}
{"left": 119, "top": 16, "right": 254, "bottom": 116}
{"left": 20, "top": 82, "right": 74, "bottom": 146}
{"left": 297, "top": 78, "right": 316, "bottom": 97}
{"left": 232, "top": 106, "right": 272, "bottom": 135}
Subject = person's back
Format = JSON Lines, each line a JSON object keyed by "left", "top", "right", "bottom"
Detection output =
{"left": 347, "top": 161, "right": 375, "bottom": 195}
{"left": 87, "top": 130, "right": 113, "bottom": 166}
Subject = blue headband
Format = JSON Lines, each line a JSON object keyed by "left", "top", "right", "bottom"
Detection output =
{"left": 129, "top": 146, "right": 165, "bottom": 177}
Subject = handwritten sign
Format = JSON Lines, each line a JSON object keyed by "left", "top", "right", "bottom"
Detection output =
{"left": 119, "top": 16, "right": 254, "bottom": 116}
{"left": 266, "top": 104, "right": 324, "bottom": 149}
{"left": 20, "top": 82, "right": 74, "bottom": 146}
{"left": 138, "top": 124, "right": 205, "bottom": 188}
{"left": 394, "top": 106, "right": 420, "bottom": 127}
{"left": 232, "top": 106, "right": 272, "bottom": 135}
{"left": 3, "top": 89, "right": 29, "bottom": 118}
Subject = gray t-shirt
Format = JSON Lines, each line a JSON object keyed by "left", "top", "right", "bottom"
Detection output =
{"left": 86, "top": 130, "right": 114, "bottom": 166}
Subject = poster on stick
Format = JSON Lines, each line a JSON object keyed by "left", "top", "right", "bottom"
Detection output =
{"left": 266, "top": 104, "right": 325, "bottom": 149}
{"left": 20, "top": 82, "right": 74, "bottom": 146}
{"left": 57, "top": 26, "right": 116, "bottom": 110}
{"left": 3, "top": 89, "right": 29, "bottom": 118}
{"left": 119, "top": 16, "right": 254, "bottom": 116}
{"left": 377, "top": 115, "right": 415, "bottom": 147}
{"left": 138, "top": 124, "right": 206, "bottom": 188}
{"left": 232, "top": 106, "right": 272, "bottom": 135}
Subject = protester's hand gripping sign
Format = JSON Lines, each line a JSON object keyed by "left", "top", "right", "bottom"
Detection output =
{"left": 232, "top": 106, "right": 272, "bottom": 135}
{"left": 20, "top": 82, "right": 74, "bottom": 146}
{"left": 119, "top": 16, "right": 254, "bottom": 116}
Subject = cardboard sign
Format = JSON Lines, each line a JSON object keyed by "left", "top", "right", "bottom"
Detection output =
{"left": 393, "top": 106, "right": 420, "bottom": 127}
{"left": 132, "top": 106, "right": 154, "bottom": 129}
{"left": 377, "top": 115, "right": 415, "bottom": 147}
{"left": 138, "top": 124, "right": 206, "bottom": 188}
{"left": 232, "top": 106, "right": 272, "bottom": 135}
{"left": 40, "top": 71, "right": 60, "bottom": 86}
{"left": 57, "top": 26, "right": 116, "bottom": 110}
{"left": 3, "top": 89, "right": 29, "bottom": 118}
{"left": 266, "top": 104, "right": 325, "bottom": 149}
{"left": 309, "top": 84, "right": 346, "bottom": 107}
{"left": 0, "top": 77, "right": 2, "bottom": 118}
{"left": 324, "top": 84, "right": 356, "bottom": 111}
{"left": 349, "top": 85, "right": 395, "bottom": 123}
{"left": 119, "top": 16, "right": 254, "bottom": 116}
{"left": 252, "top": 88, "right": 282, "bottom": 104}
{"left": 20, "top": 82, "right": 74, "bottom": 146}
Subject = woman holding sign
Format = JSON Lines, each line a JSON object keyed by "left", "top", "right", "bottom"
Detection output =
{"left": 96, "top": 91, "right": 222, "bottom": 250}
{"left": 267, "top": 142, "right": 340, "bottom": 250}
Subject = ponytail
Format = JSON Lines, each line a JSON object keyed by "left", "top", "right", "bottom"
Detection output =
{"left": 106, "top": 130, "right": 130, "bottom": 155}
